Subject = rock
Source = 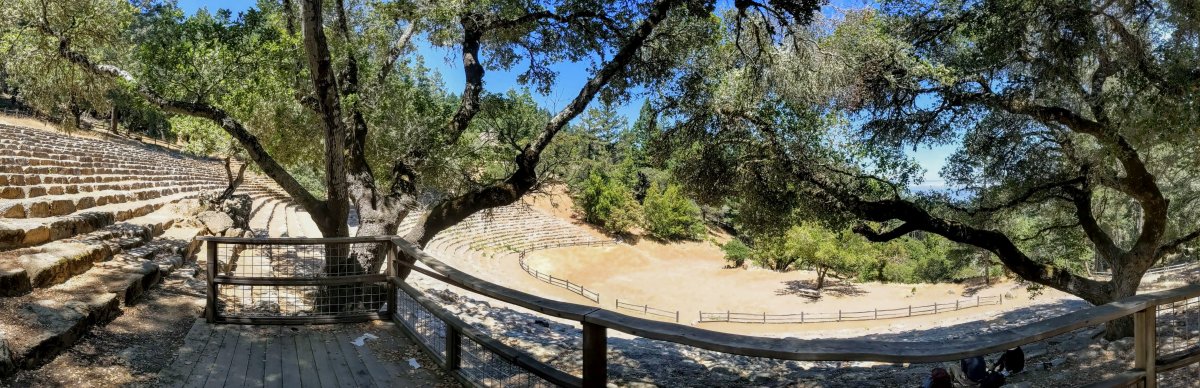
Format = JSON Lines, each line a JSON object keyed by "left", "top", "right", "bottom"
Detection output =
{"left": 1109, "top": 337, "right": 1134, "bottom": 353}
{"left": 533, "top": 319, "right": 550, "bottom": 328}
{"left": 197, "top": 211, "right": 234, "bottom": 235}
{"left": 222, "top": 227, "right": 247, "bottom": 238}
{"left": 0, "top": 335, "right": 13, "bottom": 378}
{"left": 710, "top": 364, "right": 738, "bottom": 375}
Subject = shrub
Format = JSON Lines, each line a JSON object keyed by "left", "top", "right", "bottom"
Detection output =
{"left": 720, "top": 239, "right": 752, "bottom": 268}
{"left": 642, "top": 182, "right": 705, "bottom": 240}
{"left": 576, "top": 170, "right": 640, "bottom": 233}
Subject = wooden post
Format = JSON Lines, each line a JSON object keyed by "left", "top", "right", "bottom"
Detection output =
{"left": 386, "top": 245, "right": 398, "bottom": 320}
{"left": 874, "top": 308, "right": 877, "bottom": 320}
{"left": 582, "top": 322, "right": 607, "bottom": 388}
{"left": 908, "top": 305, "right": 912, "bottom": 317}
{"left": 838, "top": 310, "right": 842, "bottom": 322}
{"left": 675, "top": 311, "right": 679, "bottom": 323}
{"left": 446, "top": 325, "right": 462, "bottom": 371}
{"left": 205, "top": 241, "right": 218, "bottom": 323}
{"left": 956, "top": 300, "right": 960, "bottom": 310}
{"left": 800, "top": 311, "right": 804, "bottom": 323}
{"left": 727, "top": 311, "right": 730, "bottom": 322}
{"left": 1134, "top": 306, "right": 1158, "bottom": 388}
{"left": 763, "top": 312, "right": 767, "bottom": 323}
{"left": 977, "top": 295, "right": 980, "bottom": 306}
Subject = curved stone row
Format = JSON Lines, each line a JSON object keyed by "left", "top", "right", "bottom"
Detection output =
{"left": 0, "top": 123, "right": 309, "bottom": 377}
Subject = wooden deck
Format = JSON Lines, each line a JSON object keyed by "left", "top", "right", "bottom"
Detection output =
{"left": 158, "top": 319, "right": 441, "bottom": 388}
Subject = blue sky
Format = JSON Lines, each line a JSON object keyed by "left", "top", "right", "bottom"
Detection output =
{"left": 176, "top": 0, "right": 956, "bottom": 190}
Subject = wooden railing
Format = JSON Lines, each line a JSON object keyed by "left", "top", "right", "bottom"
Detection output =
{"left": 199, "top": 236, "right": 1200, "bottom": 388}
{"left": 518, "top": 252, "right": 601, "bottom": 303}
{"left": 200, "top": 236, "right": 395, "bottom": 325}
{"left": 391, "top": 237, "right": 1200, "bottom": 388}
{"left": 699, "top": 295, "right": 1003, "bottom": 324}
{"left": 614, "top": 299, "right": 679, "bottom": 322}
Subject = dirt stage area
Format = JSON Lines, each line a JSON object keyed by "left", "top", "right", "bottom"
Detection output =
{"left": 424, "top": 212, "right": 1084, "bottom": 338}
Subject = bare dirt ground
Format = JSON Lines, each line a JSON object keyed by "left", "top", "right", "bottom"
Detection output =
{"left": 0, "top": 115, "right": 56, "bottom": 132}
{"left": 517, "top": 238, "right": 1080, "bottom": 336}
{"left": 1, "top": 268, "right": 207, "bottom": 388}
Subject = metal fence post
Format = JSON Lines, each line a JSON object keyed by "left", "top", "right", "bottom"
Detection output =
{"left": 206, "top": 241, "right": 218, "bottom": 323}
{"left": 1134, "top": 306, "right": 1158, "bottom": 388}
{"left": 582, "top": 321, "right": 608, "bottom": 388}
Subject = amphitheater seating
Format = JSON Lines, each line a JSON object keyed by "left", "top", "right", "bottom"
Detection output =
{"left": 411, "top": 202, "right": 612, "bottom": 265}
{"left": 0, "top": 123, "right": 312, "bottom": 376}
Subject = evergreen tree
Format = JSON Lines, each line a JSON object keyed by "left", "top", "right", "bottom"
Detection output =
{"left": 643, "top": 182, "right": 706, "bottom": 240}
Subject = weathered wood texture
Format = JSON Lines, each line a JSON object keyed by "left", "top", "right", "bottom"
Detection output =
{"left": 159, "top": 319, "right": 435, "bottom": 388}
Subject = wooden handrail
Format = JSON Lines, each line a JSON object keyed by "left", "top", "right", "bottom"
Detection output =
{"left": 391, "top": 237, "right": 1200, "bottom": 364}
{"left": 197, "top": 235, "right": 394, "bottom": 244}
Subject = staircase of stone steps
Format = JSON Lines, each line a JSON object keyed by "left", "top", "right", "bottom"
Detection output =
{"left": 0, "top": 123, "right": 304, "bottom": 377}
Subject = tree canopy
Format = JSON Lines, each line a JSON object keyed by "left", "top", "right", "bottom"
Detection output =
{"left": 657, "top": 0, "right": 1200, "bottom": 338}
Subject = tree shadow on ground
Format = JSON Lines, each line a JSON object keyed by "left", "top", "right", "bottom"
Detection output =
{"left": 776, "top": 279, "right": 866, "bottom": 299}
{"left": 423, "top": 284, "right": 1093, "bottom": 388}
{"left": 958, "top": 276, "right": 1001, "bottom": 297}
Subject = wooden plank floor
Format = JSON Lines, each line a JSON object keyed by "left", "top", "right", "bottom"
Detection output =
{"left": 159, "top": 319, "right": 439, "bottom": 388}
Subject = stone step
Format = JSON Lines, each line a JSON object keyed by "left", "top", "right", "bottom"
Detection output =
{"left": 0, "top": 184, "right": 221, "bottom": 218}
{"left": 0, "top": 224, "right": 154, "bottom": 296}
{"left": 0, "top": 226, "right": 197, "bottom": 376}
{"left": 0, "top": 164, "right": 224, "bottom": 178}
{"left": 0, "top": 192, "right": 203, "bottom": 250}
{"left": 0, "top": 180, "right": 189, "bottom": 200}
{"left": 0, "top": 155, "right": 212, "bottom": 172}
{"left": 0, "top": 172, "right": 218, "bottom": 187}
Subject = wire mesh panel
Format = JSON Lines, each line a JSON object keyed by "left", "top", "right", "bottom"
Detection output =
{"left": 393, "top": 279, "right": 575, "bottom": 387}
{"left": 395, "top": 284, "right": 448, "bottom": 362}
{"left": 1156, "top": 296, "right": 1200, "bottom": 385}
{"left": 460, "top": 336, "right": 557, "bottom": 388}
{"left": 206, "top": 238, "right": 391, "bottom": 323}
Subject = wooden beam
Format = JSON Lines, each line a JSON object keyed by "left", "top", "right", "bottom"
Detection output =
{"left": 582, "top": 321, "right": 607, "bottom": 388}
{"left": 1135, "top": 306, "right": 1158, "bottom": 388}
{"left": 206, "top": 241, "right": 218, "bottom": 323}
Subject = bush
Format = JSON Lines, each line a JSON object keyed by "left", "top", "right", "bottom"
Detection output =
{"left": 576, "top": 170, "right": 640, "bottom": 233}
{"left": 720, "top": 239, "right": 752, "bottom": 268}
{"left": 642, "top": 182, "right": 705, "bottom": 240}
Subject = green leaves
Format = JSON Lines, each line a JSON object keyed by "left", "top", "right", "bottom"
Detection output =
{"left": 642, "top": 181, "right": 705, "bottom": 240}
{"left": 576, "top": 169, "right": 642, "bottom": 234}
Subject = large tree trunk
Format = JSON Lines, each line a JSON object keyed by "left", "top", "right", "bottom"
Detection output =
{"left": 1101, "top": 260, "right": 1146, "bottom": 340}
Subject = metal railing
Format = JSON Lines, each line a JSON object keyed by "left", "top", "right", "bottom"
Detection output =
{"left": 199, "top": 235, "right": 1200, "bottom": 388}
{"left": 699, "top": 295, "right": 1003, "bottom": 324}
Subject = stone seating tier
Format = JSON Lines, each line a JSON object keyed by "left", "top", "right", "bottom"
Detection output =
{"left": 0, "top": 122, "right": 304, "bottom": 376}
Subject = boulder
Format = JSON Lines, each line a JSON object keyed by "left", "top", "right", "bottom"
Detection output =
{"left": 197, "top": 211, "right": 234, "bottom": 235}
